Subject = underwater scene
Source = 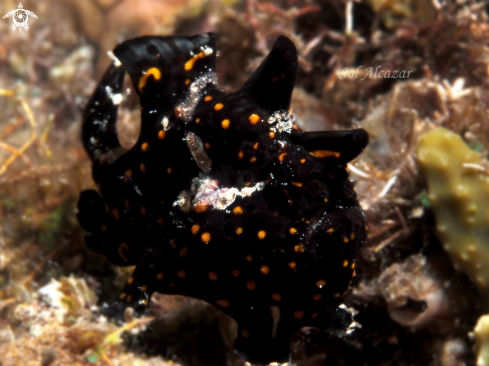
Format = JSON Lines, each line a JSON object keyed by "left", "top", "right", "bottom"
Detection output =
{"left": 0, "top": 0, "right": 488, "bottom": 365}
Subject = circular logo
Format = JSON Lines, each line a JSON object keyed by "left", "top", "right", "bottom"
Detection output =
{"left": 13, "top": 9, "right": 28, "bottom": 28}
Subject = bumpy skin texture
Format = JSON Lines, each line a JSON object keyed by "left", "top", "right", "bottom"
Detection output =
{"left": 78, "top": 34, "right": 368, "bottom": 365}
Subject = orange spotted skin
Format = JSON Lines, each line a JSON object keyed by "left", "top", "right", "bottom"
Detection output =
{"left": 78, "top": 34, "right": 368, "bottom": 365}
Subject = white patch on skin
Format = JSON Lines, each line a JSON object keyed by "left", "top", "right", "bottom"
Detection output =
{"left": 277, "top": 140, "right": 287, "bottom": 148}
{"left": 346, "top": 321, "right": 362, "bottom": 335}
{"left": 268, "top": 110, "right": 294, "bottom": 133}
{"left": 161, "top": 116, "right": 170, "bottom": 130}
{"left": 176, "top": 71, "right": 217, "bottom": 122}
{"left": 202, "top": 46, "right": 213, "bottom": 56}
{"left": 107, "top": 51, "right": 122, "bottom": 67}
{"left": 182, "top": 177, "right": 265, "bottom": 211}
{"left": 105, "top": 86, "right": 123, "bottom": 105}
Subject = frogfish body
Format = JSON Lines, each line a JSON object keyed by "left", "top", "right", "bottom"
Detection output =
{"left": 78, "top": 33, "right": 368, "bottom": 365}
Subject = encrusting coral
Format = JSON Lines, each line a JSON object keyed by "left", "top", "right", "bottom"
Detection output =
{"left": 416, "top": 127, "right": 489, "bottom": 302}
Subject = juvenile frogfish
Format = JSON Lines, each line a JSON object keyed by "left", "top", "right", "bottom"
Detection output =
{"left": 77, "top": 33, "right": 368, "bottom": 365}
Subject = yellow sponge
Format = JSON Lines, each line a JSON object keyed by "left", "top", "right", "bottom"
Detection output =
{"left": 416, "top": 127, "right": 489, "bottom": 301}
{"left": 475, "top": 314, "right": 489, "bottom": 366}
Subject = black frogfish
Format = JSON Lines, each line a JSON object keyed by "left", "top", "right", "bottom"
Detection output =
{"left": 78, "top": 33, "right": 368, "bottom": 365}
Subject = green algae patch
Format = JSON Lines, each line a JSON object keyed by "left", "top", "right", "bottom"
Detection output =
{"left": 416, "top": 127, "right": 489, "bottom": 302}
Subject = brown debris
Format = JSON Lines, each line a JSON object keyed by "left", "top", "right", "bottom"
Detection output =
{"left": 1, "top": 0, "right": 489, "bottom": 365}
